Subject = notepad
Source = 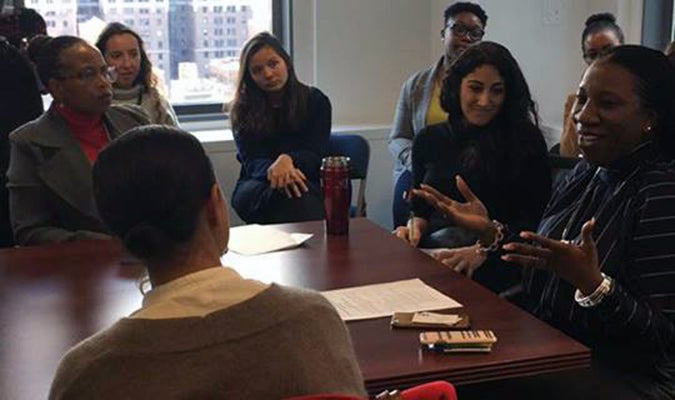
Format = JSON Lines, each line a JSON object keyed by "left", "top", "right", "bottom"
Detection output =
{"left": 228, "top": 224, "right": 313, "bottom": 256}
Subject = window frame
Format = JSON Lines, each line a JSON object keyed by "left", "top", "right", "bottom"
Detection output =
{"left": 175, "top": 0, "right": 291, "bottom": 124}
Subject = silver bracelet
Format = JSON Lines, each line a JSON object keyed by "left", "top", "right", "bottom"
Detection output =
{"left": 475, "top": 220, "right": 505, "bottom": 254}
{"left": 574, "top": 273, "right": 614, "bottom": 308}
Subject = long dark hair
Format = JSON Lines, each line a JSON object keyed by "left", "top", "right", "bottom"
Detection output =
{"left": 440, "top": 41, "right": 546, "bottom": 184}
{"left": 599, "top": 45, "right": 675, "bottom": 159}
{"left": 229, "top": 32, "right": 309, "bottom": 138}
{"left": 95, "top": 22, "right": 157, "bottom": 92}
{"left": 93, "top": 126, "right": 216, "bottom": 262}
{"left": 441, "top": 41, "right": 541, "bottom": 137}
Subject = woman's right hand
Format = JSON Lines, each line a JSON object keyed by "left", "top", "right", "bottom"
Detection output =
{"left": 267, "top": 154, "right": 309, "bottom": 198}
{"left": 393, "top": 217, "right": 428, "bottom": 247}
{"left": 411, "top": 176, "right": 495, "bottom": 242}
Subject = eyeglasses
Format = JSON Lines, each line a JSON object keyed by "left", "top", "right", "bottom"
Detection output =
{"left": 442, "top": 23, "right": 485, "bottom": 42}
{"left": 57, "top": 65, "right": 117, "bottom": 84}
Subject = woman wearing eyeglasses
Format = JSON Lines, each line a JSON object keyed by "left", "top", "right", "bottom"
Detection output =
{"left": 388, "top": 1, "right": 488, "bottom": 228}
{"left": 6, "top": 35, "right": 150, "bottom": 245}
{"left": 96, "top": 22, "right": 178, "bottom": 126}
{"left": 559, "top": 13, "right": 624, "bottom": 157}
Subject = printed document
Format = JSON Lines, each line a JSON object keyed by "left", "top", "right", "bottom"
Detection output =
{"left": 321, "top": 278, "right": 462, "bottom": 321}
{"left": 228, "top": 224, "right": 312, "bottom": 256}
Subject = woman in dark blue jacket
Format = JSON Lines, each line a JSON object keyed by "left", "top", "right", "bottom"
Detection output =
{"left": 230, "top": 32, "right": 330, "bottom": 224}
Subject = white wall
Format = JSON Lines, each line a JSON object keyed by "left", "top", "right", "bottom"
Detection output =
{"left": 430, "top": 0, "right": 643, "bottom": 140}
{"left": 205, "top": 0, "right": 645, "bottom": 232}
{"left": 293, "top": 0, "right": 433, "bottom": 126}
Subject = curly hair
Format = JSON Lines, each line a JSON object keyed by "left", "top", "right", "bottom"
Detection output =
{"left": 444, "top": 2, "right": 488, "bottom": 27}
{"left": 229, "top": 32, "right": 309, "bottom": 139}
{"left": 441, "top": 41, "right": 539, "bottom": 135}
{"left": 95, "top": 22, "right": 157, "bottom": 92}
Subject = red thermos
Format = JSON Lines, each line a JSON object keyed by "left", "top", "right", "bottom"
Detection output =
{"left": 321, "top": 156, "right": 350, "bottom": 235}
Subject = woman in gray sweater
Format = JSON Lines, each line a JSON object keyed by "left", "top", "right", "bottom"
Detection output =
{"left": 48, "top": 126, "right": 365, "bottom": 399}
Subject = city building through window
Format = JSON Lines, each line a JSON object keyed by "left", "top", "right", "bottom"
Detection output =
{"left": 33, "top": 0, "right": 273, "bottom": 118}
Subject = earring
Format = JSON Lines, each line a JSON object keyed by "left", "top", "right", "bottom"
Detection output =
{"left": 645, "top": 125, "right": 653, "bottom": 134}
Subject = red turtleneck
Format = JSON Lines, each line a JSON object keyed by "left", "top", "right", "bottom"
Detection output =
{"left": 53, "top": 104, "right": 109, "bottom": 163}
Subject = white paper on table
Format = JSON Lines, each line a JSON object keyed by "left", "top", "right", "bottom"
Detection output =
{"left": 228, "top": 224, "right": 313, "bottom": 256}
{"left": 321, "top": 278, "right": 462, "bottom": 321}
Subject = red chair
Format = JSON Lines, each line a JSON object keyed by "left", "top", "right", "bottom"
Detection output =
{"left": 283, "top": 381, "right": 456, "bottom": 400}
{"left": 400, "top": 381, "right": 456, "bottom": 400}
{"left": 283, "top": 395, "right": 363, "bottom": 400}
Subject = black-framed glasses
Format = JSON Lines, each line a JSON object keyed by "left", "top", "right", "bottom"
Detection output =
{"left": 57, "top": 65, "right": 117, "bottom": 84}
{"left": 442, "top": 23, "right": 485, "bottom": 42}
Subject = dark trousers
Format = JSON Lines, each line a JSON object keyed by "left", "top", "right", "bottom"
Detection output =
{"left": 231, "top": 178, "right": 324, "bottom": 224}
{"left": 392, "top": 170, "right": 413, "bottom": 228}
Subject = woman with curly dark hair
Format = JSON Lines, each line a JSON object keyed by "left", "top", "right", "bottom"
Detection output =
{"left": 229, "top": 32, "right": 330, "bottom": 224}
{"left": 96, "top": 22, "right": 177, "bottom": 125}
{"left": 394, "top": 41, "right": 551, "bottom": 294}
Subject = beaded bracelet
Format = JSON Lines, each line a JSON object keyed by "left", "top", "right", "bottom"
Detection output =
{"left": 574, "top": 273, "right": 614, "bottom": 308}
{"left": 475, "top": 220, "right": 505, "bottom": 254}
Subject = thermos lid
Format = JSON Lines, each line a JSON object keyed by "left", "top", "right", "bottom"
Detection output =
{"left": 321, "top": 156, "right": 350, "bottom": 168}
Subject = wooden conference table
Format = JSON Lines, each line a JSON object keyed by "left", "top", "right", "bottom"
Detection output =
{"left": 0, "top": 218, "right": 589, "bottom": 399}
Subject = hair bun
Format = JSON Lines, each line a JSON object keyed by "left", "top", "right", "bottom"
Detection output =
{"left": 123, "top": 223, "right": 171, "bottom": 260}
{"left": 586, "top": 12, "right": 616, "bottom": 27}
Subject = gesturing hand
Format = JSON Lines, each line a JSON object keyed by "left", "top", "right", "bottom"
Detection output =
{"left": 411, "top": 176, "right": 493, "bottom": 238}
{"left": 501, "top": 218, "right": 603, "bottom": 295}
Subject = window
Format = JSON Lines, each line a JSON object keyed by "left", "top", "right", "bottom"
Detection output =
{"left": 33, "top": 0, "right": 278, "bottom": 119}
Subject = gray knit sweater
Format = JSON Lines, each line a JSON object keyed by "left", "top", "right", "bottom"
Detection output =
{"left": 48, "top": 284, "right": 366, "bottom": 399}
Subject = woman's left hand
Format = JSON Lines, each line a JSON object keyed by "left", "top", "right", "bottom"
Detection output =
{"left": 431, "top": 244, "right": 486, "bottom": 278}
{"left": 501, "top": 218, "right": 603, "bottom": 295}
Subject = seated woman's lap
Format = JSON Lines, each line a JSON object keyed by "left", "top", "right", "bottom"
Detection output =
{"left": 231, "top": 179, "right": 324, "bottom": 224}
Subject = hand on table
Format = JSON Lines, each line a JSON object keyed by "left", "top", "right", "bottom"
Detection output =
{"left": 501, "top": 218, "right": 603, "bottom": 295}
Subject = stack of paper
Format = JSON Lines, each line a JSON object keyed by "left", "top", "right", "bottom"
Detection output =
{"left": 321, "top": 278, "right": 462, "bottom": 321}
{"left": 228, "top": 224, "right": 313, "bottom": 256}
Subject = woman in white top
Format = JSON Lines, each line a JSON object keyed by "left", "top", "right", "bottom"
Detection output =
{"left": 96, "top": 22, "right": 178, "bottom": 126}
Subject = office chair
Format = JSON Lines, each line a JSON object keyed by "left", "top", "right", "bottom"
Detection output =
{"left": 328, "top": 134, "right": 370, "bottom": 217}
{"left": 283, "top": 381, "right": 456, "bottom": 400}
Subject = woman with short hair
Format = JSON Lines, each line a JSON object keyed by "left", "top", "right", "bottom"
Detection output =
{"left": 7, "top": 35, "right": 149, "bottom": 245}
{"left": 415, "top": 45, "right": 675, "bottom": 398}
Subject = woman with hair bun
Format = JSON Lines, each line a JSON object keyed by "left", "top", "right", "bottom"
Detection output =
{"left": 48, "top": 126, "right": 365, "bottom": 399}
{"left": 559, "top": 13, "right": 624, "bottom": 157}
{"left": 96, "top": 22, "right": 178, "bottom": 125}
